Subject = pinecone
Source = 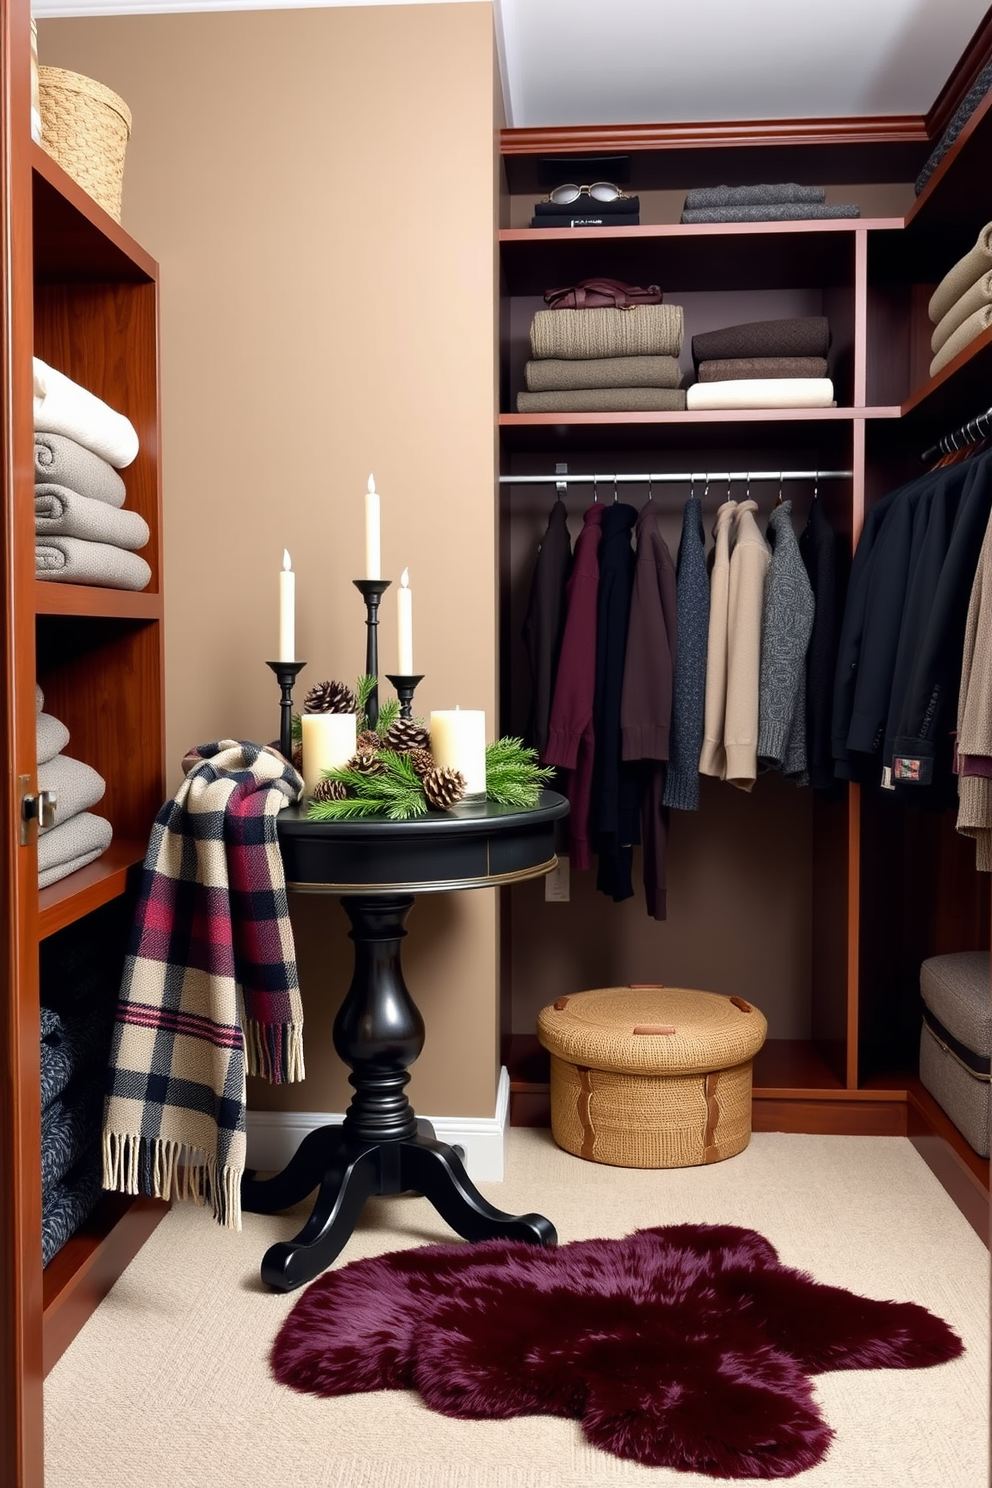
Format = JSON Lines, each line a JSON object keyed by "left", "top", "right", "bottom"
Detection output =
{"left": 348, "top": 749, "right": 386, "bottom": 776}
{"left": 407, "top": 746, "right": 435, "bottom": 778}
{"left": 303, "top": 679, "right": 357, "bottom": 715}
{"left": 421, "top": 765, "right": 467, "bottom": 810}
{"left": 356, "top": 729, "right": 380, "bottom": 752}
{"left": 382, "top": 718, "right": 431, "bottom": 753}
{"left": 311, "top": 776, "right": 348, "bottom": 803}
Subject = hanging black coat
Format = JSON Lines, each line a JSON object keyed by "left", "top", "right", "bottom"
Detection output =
{"left": 521, "top": 498, "right": 573, "bottom": 755}
{"left": 592, "top": 502, "right": 639, "bottom": 902}
{"left": 799, "top": 497, "right": 839, "bottom": 793}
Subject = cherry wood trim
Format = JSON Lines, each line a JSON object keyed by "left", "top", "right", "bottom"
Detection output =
{"left": 500, "top": 117, "right": 929, "bottom": 155}
{"left": 42, "top": 1194, "right": 169, "bottom": 1374}
{"left": 499, "top": 218, "right": 904, "bottom": 244}
{"left": 904, "top": 1083, "right": 989, "bottom": 1243}
{"left": 34, "top": 582, "right": 162, "bottom": 619}
{"left": 501, "top": 408, "right": 901, "bottom": 432}
{"left": 31, "top": 139, "right": 156, "bottom": 282}
{"left": 900, "top": 322, "right": 992, "bottom": 425}
{"left": 752, "top": 1095, "right": 906, "bottom": 1136}
{"left": 853, "top": 233, "right": 868, "bottom": 408}
{"left": 38, "top": 842, "right": 146, "bottom": 939}
{"left": 924, "top": 3, "right": 992, "bottom": 142}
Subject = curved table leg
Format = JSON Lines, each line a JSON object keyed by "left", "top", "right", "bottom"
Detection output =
{"left": 399, "top": 1135, "right": 558, "bottom": 1247}
{"left": 258, "top": 1142, "right": 380, "bottom": 1293}
{"left": 241, "top": 1124, "right": 345, "bottom": 1215}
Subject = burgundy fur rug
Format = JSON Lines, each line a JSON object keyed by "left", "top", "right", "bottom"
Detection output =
{"left": 270, "top": 1223, "right": 962, "bottom": 1479}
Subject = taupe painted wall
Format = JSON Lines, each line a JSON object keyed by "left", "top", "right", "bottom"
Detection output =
{"left": 39, "top": 3, "right": 502, "bottom": 1117}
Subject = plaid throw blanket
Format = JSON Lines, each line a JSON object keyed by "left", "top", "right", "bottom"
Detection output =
{"left": 103, "top": 740, "right": 304, "bottom": 1229}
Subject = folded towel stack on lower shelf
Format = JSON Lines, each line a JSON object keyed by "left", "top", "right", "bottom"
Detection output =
{"left": 687, "top": 316, "right": 835, "bottom": 410}
{"left": 36, "top": 683, "right": 112, "bottom": 889}
{"left": 33, "top": 358, "right": 151, "bottom": 591}
{"left": 928, "top": 222, "right": 992, "bottom": 378}
{"left": 518, "top": 303, "right": 686, "bottom": 413}
{"left": 679, "top": 183, "right": 859, "bottom": 223}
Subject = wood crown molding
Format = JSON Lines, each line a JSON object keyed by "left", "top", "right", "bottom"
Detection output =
{"left": 925, "top": 2, "right": 992, "bottom": 141}
{"left": 500, "top": 116, "right": 929, "bottom": 156}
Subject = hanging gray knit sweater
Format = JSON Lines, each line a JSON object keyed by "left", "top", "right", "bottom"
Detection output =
{"left": 758, "top": 501, "right": 814, "bottom": 783}
{"left": 663, "top": 496, "right": 710, "bottom": 810}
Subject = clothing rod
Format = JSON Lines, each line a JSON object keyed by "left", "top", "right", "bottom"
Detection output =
{"left": 498, "top": 470, "right": 852, "bottom": 486}
{"left": 920, "top": 404, "right": 992, "bottom": 465}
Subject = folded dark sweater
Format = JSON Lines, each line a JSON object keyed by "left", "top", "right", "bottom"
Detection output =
{"left": 530, "top": 214, "right": 640, "bottom": 229}
{"left": 683, "top": 184, "right": 826, "bottom": 209}
{"left": 681, "top": 203, "right": 859, "bottom": 223}
{"left": 42, "top": 1148, "right": 103, "bottom": 1267}
{"left": 697, "top": 357, "right": 829, "bottom": 382}
{"left": 916, "top": 60, "right": 992, "bottom": 195}
{"left": 516, "top": 387, "right": 686, "bottom": 414}
{"left": 692, "top": 316, "right": 830, "bottom": 365}
{"left": 34, "top": 432, "right": 127, "bottom": 508}
{"left": 533, "top": 195, "right": 640, "bottom": 216}
{"left": 524, "top": 355, "right": 682, "bottom": 392}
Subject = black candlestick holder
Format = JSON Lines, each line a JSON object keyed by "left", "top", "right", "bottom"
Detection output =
{"left": 385, "top": 674, "right": 424, "bottom": 720}
{"left": 353, "top": 579, "right": 391, "bottom": 729}
{"left": 266, "top": 660, "right": 306, "bottom": 762}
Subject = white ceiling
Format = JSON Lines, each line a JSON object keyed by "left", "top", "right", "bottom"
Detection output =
{"left": 31, "top": 0, "right": 992, "bottom": 129}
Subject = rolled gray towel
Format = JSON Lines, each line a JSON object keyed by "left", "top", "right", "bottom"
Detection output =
{"left": 930, "top": 270, "right": 992, "bottom": 354}
{"left": 37, "top": 754, "right": 106, "bottom": 829}
{"left": 35, "top": 484, "right": 149, "bottom": 549}
{"left": 34, "top": 433, "right": 127, "bottom": 508}
{"left": 929, "top": 304, "right": 992, "bottom": 378}
{"left": 680, "top": 203, "right": 859, "bottom": 223}
{"left": 929, "top": 223, "right": 992, "bottom": 325}
{"left": 524, "top": 355, "right": 683, "bottom": 392}
{"left": 36, "top": 537, "right": 151, "bottom": 590}
{"left": 530, "top": 304, "right": 683, "bottom": 361}
{"left": 37, "top": 711, "right": 70, "bottom": 766}
{"left": 683, "top": 183, "right": 826, "bottom": 209}
{"left": 37, "top": 812, "right": 112, "bottom": 888}
{"left": 516, "top": 387, "right": 687, "bottom": 413}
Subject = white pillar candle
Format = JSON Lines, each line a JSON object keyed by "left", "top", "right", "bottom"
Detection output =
{"left": 278, "top": 549, "right": 295, "bottom": 662}
{"left": 397, "top": 567, "right": 413, "bottom": 673}
{"left": 430, "top": 708, "right": 486, "bottom": 797}
{"left": 365, "top": 473, "right": 381, "bottom": 580}
{"left": 301, "top": 712, "right": 357, "bottom": 796}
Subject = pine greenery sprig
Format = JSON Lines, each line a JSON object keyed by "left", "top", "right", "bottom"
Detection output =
{"left": 485, "top": 736, "right": 554, "bottom": 807}
{"left": 353, "top": 673, "right": 401, "bottom": 738}
{"left": 292, "top": 712, "right": 302, "bottom": 743}
{"left": 306, "top": 749, "right": 427, "bottom": 822}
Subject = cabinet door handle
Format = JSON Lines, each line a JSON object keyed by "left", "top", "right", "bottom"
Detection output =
{"left": 20, "top": 782, "right": 58, "bottom": 844}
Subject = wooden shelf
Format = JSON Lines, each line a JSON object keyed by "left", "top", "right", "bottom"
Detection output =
{"left": 499, "top": 407, "right": 898, "bottom": 453}
{"left": 31, "top": 141, "right": 156, "bottom": 283}
{"left": 906, "top": 86, "right": 992, "bottom": 233}
{"left": 38, "top": 841, "right": 146, "bottom": 940}
{"left": 34, "top": 582, "right": 161, "bottom": 620}
{"left": 42, "top": 1193, "right": 168, "bottom": 1374}
{"left": 900, "top": 322, "right": 992, "bottom": 429}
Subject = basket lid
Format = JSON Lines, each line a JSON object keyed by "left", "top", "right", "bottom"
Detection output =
{"left": 537, "top": 985, "right": 767, "bottom": 1075}
{"left": 38, "top": 66, "right": 132, "bottom": 134}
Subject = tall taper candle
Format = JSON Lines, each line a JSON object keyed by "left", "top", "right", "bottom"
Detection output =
{"left": 365, "top": 473, "right": 381, "bottom": 580}
{"left": 278, "top": 548, "right": 295, "bottom": 662}
{"left": 397, "top": 567, "right": 413, "bottom": 674}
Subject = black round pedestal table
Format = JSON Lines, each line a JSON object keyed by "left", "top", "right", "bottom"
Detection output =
{"left": 241, "top": 790, "right": 569, "bottom": 1291}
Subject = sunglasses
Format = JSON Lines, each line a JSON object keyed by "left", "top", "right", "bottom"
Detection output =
{"left": 545, "top": 182, "right": 631, "bottom": 205}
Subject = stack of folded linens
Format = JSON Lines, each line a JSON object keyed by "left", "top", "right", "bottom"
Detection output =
{"left": 34, "top": 358, "right": 151, "bottom": 590}
{"left": 36, "top": 683, "right": 112, "bottom": 889}
{"left": 686, "top": 317, "right": 834, "bottom": 410}
{"left": 679, "top": 184, "right": 859, "bottom": 223}
{"left": 927, "top": 223, "right": 992, "bottom": 378}
{"left": 518, "top": 303, "right": 686, "bottom": 413}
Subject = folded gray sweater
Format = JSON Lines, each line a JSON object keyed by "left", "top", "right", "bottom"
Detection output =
{"left": 34, "top": 433, "right": 127, "bottom": 508}
{"left": 38, "top": 812, "right": 113, "bottom": 889}
{"left": 524, "top": 355, "right": 683, "bottom": 392}
{"left": 681, "top": 203, "right": 859, "bottom": 223}
{"left": 36, "top": 536, "right": 152, "bottom": 590}
{"left": 37, "top": 711, "right": 70, "bottom": 766}
{"left": 683, "top": 183, "right": 827, "bottom": 209}
{"left": 38, "top": 754, "right": 107, "bottom": 829}
{"left": 35, "top": 484, "right": 149, "bottom": 549}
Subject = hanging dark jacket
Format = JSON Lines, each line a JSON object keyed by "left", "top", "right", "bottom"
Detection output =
{"left": 663, "top": 496, "right": 710, "bottom": 811}
{"left": 592, "top": 502, "right": 639, "bottom": 902}
{"left": 522, "top": 498, "right": 573, "bottom": 755}
{"left": 799, "top": 497, "right": 840, "bottom": 792}
{"left": 621, "top": 503, "right": 677, "bottom": 919}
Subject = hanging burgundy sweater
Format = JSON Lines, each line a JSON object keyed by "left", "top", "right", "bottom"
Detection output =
{"left": 621, "top": 503, "right": 678, "bottom": 919}
{"left": 544, "top": 502, "right": 605, "bottom": 871}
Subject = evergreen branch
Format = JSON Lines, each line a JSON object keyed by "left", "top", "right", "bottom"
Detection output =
{"left": 485, "top": 736, "right": 554, "bottom": 807}
{"left": 291, "top": 712, "right": 302, "bottom": 743}
{"left": 374, "top": 697, "right": 401, "bottom": 737}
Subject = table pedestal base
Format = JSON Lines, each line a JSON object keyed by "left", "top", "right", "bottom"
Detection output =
{"left": 242, "top": 892, "right": 556, "bottom": 1292}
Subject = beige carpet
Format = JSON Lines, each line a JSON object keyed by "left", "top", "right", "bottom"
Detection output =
{"left": 45, "top": 1130, "right": 988, "bottom": 1487}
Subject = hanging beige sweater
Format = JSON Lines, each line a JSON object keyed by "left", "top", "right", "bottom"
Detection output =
{"left": 956, "top": 509, "right": 992, "bottom": 870}
{"left": 699, "top": 501, "right": 737, "bottom": 780}
{"left": 725, "top": 500, "right": 772, "bottom": 791}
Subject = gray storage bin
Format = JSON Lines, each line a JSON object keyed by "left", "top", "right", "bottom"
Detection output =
{"left": 919, "top": 951, "right": 991, "bottom": 1157}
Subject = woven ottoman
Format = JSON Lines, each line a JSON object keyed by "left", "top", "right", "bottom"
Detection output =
{"left": 919, "top": 951, "right": 990, "bottom": 1157}
{"left": 537, "top": 985, "right": 767, "bottom": 1168}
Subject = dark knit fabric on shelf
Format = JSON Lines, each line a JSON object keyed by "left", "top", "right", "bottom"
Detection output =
{"left": 916, "top": 61, "right": 992, "bottom": 196}
{"left": 681, "top": 203, "right": 859, "bottom": 223}
{"left": 692, "top": 316, "right": 830, "bottom": 366}
{"left": 698, "top": 356, "right": 828, "bottom": 382}
{"left": 683, "top": 183, "right": 826, "bottom": 209}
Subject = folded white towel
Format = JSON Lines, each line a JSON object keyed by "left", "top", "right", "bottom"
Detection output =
{"left": 686, "top": 378, "right": 836, "bottom": 411}
{"left": 37, "top": 812, "right": 112, "bottom": 887}
{"left": 37, "top": 712, "right": 71, "bottom": 767}
{"left": 37, "top": 754, "right": 107, "bottom": 830}
{"left": 33, "top": 358, "right": 139, "bottom": 469}
{"left": 35, "top": 484, "right": 149, "bottom": 549}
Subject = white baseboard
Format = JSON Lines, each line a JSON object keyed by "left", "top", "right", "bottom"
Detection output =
{"left": 246, "top": 1066, "right": 510, "bottom": 1183}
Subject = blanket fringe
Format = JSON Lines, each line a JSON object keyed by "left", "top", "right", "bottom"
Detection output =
{"left": 103, "top": 1130, "right": 244, "bottom": 1229}
{"left": 244, "top": 1017, "right": 305, "bottom": 1084}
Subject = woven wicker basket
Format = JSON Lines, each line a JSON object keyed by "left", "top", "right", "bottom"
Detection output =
{"left": 537, "top": 985, "right": 768, "bottom": 1168}
{"left": 38, "top": 67, "right": 131, "bottom": 223}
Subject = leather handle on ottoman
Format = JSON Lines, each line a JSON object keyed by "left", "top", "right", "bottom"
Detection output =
{"left": 632, "top": 1025, "right": 676, "bottom": 1035}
